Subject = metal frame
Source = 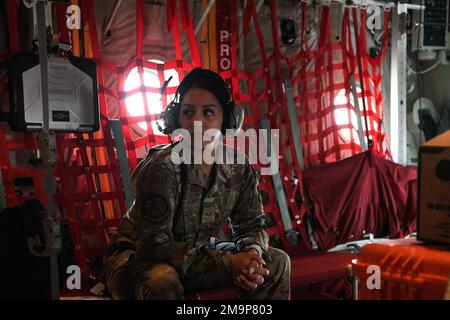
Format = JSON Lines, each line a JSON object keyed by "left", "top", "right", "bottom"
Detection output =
{"left": 390, "top": 3, "right": 425, "bottom": 165}
{"left": 109, "top": 120, "right": 133, "bottom": 210}
{"left": 284, "top": 80, "right": 305, "bottom": 170}
{"left": 284, "top": 80, "right": 320, "bottom": 249}
{"left": 349, "top": 75, "right": 368, "bottom": 152}
{"left": 260, "top": 118, "right": 297, "bottom": 246}
{"left": 36, "top": 0, "right": 60, "bottom": 300}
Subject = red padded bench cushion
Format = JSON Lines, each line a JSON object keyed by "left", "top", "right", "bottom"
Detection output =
{"left": 185, "top": 252, "right": 355, "bottom": 300}
{"left": 291, "top": 252, "right": 355, "bottom": 285}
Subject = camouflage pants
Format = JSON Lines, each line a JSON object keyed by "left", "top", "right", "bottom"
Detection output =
{"left": 104, "top": 246, "right": 291, "bottom": 300}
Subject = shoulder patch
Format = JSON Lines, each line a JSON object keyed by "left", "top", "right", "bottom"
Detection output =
{"left": 141, "top": 194, "right": 171, "bottom": 224}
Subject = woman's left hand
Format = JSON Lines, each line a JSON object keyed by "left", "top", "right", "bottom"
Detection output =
{"left": 233, "top": 249, "right": 269, "bottom": 290}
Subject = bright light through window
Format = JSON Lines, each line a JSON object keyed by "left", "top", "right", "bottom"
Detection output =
{"left": 124, "top": 59, "right": 179, "bottom": 133}
{"left": 333, "top": 87, "right": 374, "bottom": 144}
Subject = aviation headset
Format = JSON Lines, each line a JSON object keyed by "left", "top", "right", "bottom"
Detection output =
{"left": 158, "top": 68, "right": 244, "bottom": 136}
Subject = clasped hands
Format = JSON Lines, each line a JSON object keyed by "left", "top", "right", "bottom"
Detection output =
{"left": 231, "top": 248, "right": 269, "bottom": 291}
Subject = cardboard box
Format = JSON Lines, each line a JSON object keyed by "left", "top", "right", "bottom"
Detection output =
{"left": 418, "top": 130, "right": 450, "bottom": 245}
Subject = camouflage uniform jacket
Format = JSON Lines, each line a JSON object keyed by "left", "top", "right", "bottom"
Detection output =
{"left": 105, "top": 142, "right": 270, "bottom": 283}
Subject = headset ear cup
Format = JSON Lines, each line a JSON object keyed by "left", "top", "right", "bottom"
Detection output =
{"left": 161, "top": 101, "right": 179, "bottom": 135}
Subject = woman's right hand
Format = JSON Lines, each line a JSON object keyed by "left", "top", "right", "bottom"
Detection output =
{"left": 231, "top": 250, "right": 269, "bottom": 290}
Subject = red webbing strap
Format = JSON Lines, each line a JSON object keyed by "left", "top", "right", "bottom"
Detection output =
{"left": 136, "top": 0, "right": 144, "bottom": 60}
{"left": 229, "top": 0, "right": 239, "bottom": 98}
{"left": 139, "top": 64, "right": 157, "bottom": 147}
{"left": 59, "top": 135, "right": 121, "bottom": 150}
{"left": 268, "top": 1, "right": 309, "bottom": 251}
{"left": 378, "top": 9, "right": 392, "bottom": 159}
{"left": 76, "top": 134, "right": 109, "bottom": 247}
{"left": 286, "top": 1, "right": 307, "bottom": 69}
{"left": 0, "top": 127, "right": 15, "bottom": 206}
{"left": 85, "top": 0, "right": 127, "bottom": 217}
{"left": 55, "top": 135, "right": 126, "bottom": 261}
{"left": 52, "top": 2, "right": 71, "bottom": 47}
{"left": 371, "top": 9, "right": 391, "bottom": 159}
{"left": 44, "top": 0, "right": 127, "bottom": 269}
{"left": 242, "top": 0, "right": 254, "bottom": 38}
{"left": 299, "top": 2, "right": 311, "bottom": 166}
{"left": 85, "top": 0, "right": 192, "bottom": 174}
{"left": 167, "top": 0, "right": 176, "bottom": 33}
{"left": 55, "top": 136, "right": 88, "bottom": 276}
{"left": 220, "top": 0, "right": 294, "bottom": 249}
{"left": 221, "top": 72, "right": 292, "bottom": 248}
{"left": 84, "top": 4, "right": 109, "bottom": 125}
{"left": 342, "top": 8, "right": 355, "bottom": 74}
{"left": 294, "top": 0, "right": 314, "bottom": 204}
{"left": 249, "top": 74, "right": 292, "bottom": 249}
{"left": 315, "top": 7, "right": 330, "bottom": 163}
{"left": 295, "top": 4, "right": 362, "bottom": 166}
{"left": 296, "top": 4, "right": 391, "bottom": 166}
{"left": 1, "top": 1, "right": 48, "bottom": 207}
{"left": 135, "top": 1, "right": 157, "bottom": 147}
{"left": 23, "top": 132, "right": 35, "bottom": 150}
{"left": 6, "top": 0, "right": 20, "bottom": 54}
{"left": 180, "top": 0, "right": 201, "bottom": 67}
{"left": 348, "top": 7, "right": 391, "bottom": 159}
{"left": 2, "top": 1, "right": 23, "bottom": 206}
{"left": 268, "top": 1, "right": 287, "bottom": 142}
{"left": 241, "top": 3, "right": 289, "bottom": 247}
{"left": 249, "top": 0, "right": 273, "bottom": 105}
{"left": 324, "top": 7, "right": 341, "bottom": 162}
{"left": 115, "top": 60, "right": 179, "bottom": 171}
{"left": 168, "top": 0, "right": 184, "bottom": 78}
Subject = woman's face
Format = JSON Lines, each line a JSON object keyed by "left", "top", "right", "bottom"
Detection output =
{"left": 178, "top": 87, "right": 224, "bottom": 148}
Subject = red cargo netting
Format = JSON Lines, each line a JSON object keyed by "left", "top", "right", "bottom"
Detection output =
{"left": 90, "top": 0, "right": 201, "bottom": 171}
{"left": 0, "top": 0, "right": 48, "bottom": 209}
{"left": 290, "top": 3, "right": 391, "bottom": 167}
{"left": 0, "top": 1, "right": 395, "bottom": 294}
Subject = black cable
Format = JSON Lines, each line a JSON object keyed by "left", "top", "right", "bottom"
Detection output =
{"left": 415, "top": 0, "right": 424, "bottom": 145}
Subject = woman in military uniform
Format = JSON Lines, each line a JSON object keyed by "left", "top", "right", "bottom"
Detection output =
{"left": 103, "top": 68, "right": 291, "bottom": 300}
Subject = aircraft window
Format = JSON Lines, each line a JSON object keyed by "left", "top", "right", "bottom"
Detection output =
{"left": 124, "top": 59, "right": 179, "bottom": 134}
{"left": 333, "top": 87, "right": 374, "bottom": 145}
